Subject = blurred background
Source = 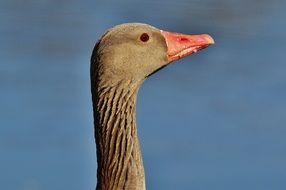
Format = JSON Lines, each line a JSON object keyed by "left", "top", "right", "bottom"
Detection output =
{"left": 1, "top": 0, "right": 286, "bottom": 189}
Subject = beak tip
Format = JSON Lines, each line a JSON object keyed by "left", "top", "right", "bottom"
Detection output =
{"left": 204, "top": 34, "right": 215, "bottom": 45}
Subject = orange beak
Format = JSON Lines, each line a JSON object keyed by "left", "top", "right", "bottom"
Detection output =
{"left": 160, "top": 30, "right": 215, "bottom": 62}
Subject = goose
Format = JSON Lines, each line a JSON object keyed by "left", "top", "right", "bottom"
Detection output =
{"left": 90, "top": 23, "right": 214, "bottom": 190}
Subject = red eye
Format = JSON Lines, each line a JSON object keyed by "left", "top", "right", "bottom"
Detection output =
{"left": 140, "top": 33, "right": 149, "bottom": 42}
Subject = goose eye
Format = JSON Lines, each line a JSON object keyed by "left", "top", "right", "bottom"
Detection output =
{"left": 140, "top": 33, "right": 149, "bottom": 42}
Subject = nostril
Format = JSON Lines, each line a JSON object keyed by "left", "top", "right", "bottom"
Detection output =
{"left": 180, "top": 37, "right": 189, "bottom": 42}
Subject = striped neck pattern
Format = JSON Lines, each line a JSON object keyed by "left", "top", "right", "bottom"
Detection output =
{"left": 92, "top": 80, "right": 146, "bottom": 190}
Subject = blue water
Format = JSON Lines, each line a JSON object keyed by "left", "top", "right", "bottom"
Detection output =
{"left": 1, "top": 0, "right": 286, "bottom": 189}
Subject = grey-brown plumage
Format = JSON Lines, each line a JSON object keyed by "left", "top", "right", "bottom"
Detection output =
{"left": 90, "top": 23, "right": 214, "bottom": 190}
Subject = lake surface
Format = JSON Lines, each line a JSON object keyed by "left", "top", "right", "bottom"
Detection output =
{"left": 1, "top": 0, "right": 286, "bottom": 189}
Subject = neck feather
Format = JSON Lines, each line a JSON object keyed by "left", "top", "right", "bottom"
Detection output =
{"left": 92, "top": 79, "right": 145, "bottom": 190}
